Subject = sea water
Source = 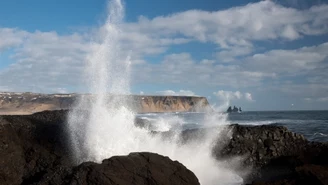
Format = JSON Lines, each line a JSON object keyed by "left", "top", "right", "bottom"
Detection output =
{"left": 136, "top": 110, "right": 328, "bottom": 142}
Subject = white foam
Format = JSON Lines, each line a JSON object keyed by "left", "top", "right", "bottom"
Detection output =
{"left": 313, "top": 132, "right": 328, "bottom": 137}
{"left": 237, "top": 120, "right": 283, "bottom": 125}
{"left": 67, "top": 0, "right": 244, "bottom": 184}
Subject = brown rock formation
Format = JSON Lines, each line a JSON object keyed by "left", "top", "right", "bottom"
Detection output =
{"left": 0, "top": 92, "right": 211, "bottom": 115}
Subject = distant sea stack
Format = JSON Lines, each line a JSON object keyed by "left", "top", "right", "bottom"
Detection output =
{"left": 227, "top": 106, "right": 242, "bottom": 113}
{"left": 0, "top": 92, "right": 212, "bottom": 115}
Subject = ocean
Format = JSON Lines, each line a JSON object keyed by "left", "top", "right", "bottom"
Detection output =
{"left": 136, "top": 110, "right": 328, "bottom": 142}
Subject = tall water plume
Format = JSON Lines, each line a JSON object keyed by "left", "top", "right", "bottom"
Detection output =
{"left": 68, "top": 0, "right": 244, "bottom": 184}
{"left": 68, "top": 0, "right": 135, "bottom": 163}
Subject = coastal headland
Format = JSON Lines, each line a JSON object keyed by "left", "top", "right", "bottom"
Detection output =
{"left": 0, "top": 92, "right": 211, "bottom": 115}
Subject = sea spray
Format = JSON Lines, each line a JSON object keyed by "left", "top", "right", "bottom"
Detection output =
{"left": 67, "top": 0, "right": 243, "bottom": 184}
{"left": 68, "top": 0, "right": 134, "bottom": 162}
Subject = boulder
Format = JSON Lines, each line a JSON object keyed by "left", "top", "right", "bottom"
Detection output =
{"left": 39, "top": 152, "right": 200, "bottom": 185}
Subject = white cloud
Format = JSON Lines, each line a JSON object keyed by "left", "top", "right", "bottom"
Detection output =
{"left": 318, "top": 97, "right": 328, "bottom": 102}
{"left": 129, "top": 2, "right": 328, "bottom": 43}
{"left": 213, "top": 90, "right": 253, "bottom": 111}
{"left": 304, "top": 97, "right": 312, "bottom": 101}
{"left": 132, "top": 53, "right": 275, "bottom": 88}
{"left": 213, "top": 90, "right": 253, "bottom": 102}
{"left": 0, "top": 28, "right": 27, "bottom": 51}
{"left": 216, "top": 46, "right": 253, "bottom": 62}
{"left": 265, "top": 83, "right": 328, "bottom": 101}
{"left": 123, "top": 1, "right": 328, "bottom": 59}
{"left": 304, "top": 97, "right": 328, "bottom": 102}
{"left": 243, "top": 42, "right": 328, "bottom": 75}
{"left": 245, "top": 93, "right": 253, "bottom": 101}
{"left": 0, "top": 29, "right": 90, "bottom": 92}
{"left": 156, "top": 90, "right": 197, "bottom": 96}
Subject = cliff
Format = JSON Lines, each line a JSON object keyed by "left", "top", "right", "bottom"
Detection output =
{"left": 0, "top": 92, "right": 211, "bottom": 115}
{"left": 132, "top": 95, "right": 211, "bottom": 113}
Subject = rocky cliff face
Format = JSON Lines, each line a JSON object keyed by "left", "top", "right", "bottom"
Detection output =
{"left": 132, "top": 95, "right": 211, "bottom": 113}
{"left": 0, "top": 92, "right": 211, "bottom": 115}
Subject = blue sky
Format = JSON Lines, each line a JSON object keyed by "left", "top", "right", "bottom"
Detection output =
{"left": 0, "top": 0, "right": 328, "bottom": 111}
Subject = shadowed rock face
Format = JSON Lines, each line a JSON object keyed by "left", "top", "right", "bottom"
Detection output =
{"left": 0, "top": 110, "right": 71, "bottom": 185}
{"left": 0, "top": 110, "right": 199, "bottom": 185}
{"left": 212, "top": 124, "right": 328, "bottom": 185}
{"left": 39, "top": 152, "right": 200, "bottom": 185}
{"left": 214, "top": 124, "right": 309, "bottom": 167}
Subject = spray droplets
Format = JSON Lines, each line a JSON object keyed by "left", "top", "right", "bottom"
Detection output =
{"left": 67, "top": 0, "right": 243, "bottom": 184}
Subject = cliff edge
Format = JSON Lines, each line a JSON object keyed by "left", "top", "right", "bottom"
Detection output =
{"left": 0, "top": 92, "right": 212, "bottom": 115}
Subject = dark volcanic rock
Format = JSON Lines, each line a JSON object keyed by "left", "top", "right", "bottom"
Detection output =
{"left": 39, "top": 152, "right": 200, "bottom": 185}
{"left": 214, "top": 124, "right": 308, "bottom": 167}
{"left": 0, "top": 110, "right": 200, "bottom": 185}
{"left": 211, "top": 124, "right": 328, "bottom": 185}
{"left": 0, "top": 110, "right": 71, "bottom": 185}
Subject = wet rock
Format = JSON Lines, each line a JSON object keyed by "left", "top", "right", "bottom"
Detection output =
{"left": 0, "top": 110, "right": 71, "bottom": 185}
{"left": 214, "top": 125, "right": 309, "bottom": 167}
{"left": 212, "top": 124, "right": 328, "bottom": 185}
{"left": 264, "top": 139, "right": 273, "bottom": 147}
{"left": 0, "top": 110, "right": 200, "bottom": 185}
{"left": 39, "top": 152, "right": 200, "bottom": 185}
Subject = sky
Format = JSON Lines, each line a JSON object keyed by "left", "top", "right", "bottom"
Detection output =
{"left": 0, "top": 0, "right": 328, "bottom": 111}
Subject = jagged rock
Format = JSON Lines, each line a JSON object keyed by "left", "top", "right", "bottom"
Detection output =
{"left": 211, "top": 124, "right": 328, "bottom": 184}
{"left": 0, "top": 111, "right": 199, "bottom": 185}
{"left": 214, "top": 124, "right": 308, "bottom": 167}
{"left": 38, "top": 152, "right": 200, "bottom": 185}
{"left": 0, "top": 111, "right": 71, "bottom": 185}
{"left": 251, "top": 164, "right": 328, "bottom": 185}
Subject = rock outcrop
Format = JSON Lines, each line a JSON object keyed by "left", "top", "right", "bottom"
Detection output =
{"left": 0, "top": 110, "right": 199, "bottom": 185}
{"left": 212, "top": 124, "right": 328, "bottom": 185}
{"left": 0, "top": 110, "right": 70, "bottom": 185}
{"left": 214, "top": 124, "right": 308, "bottom": 166}
{"left": 39, "top": 152, "right": 200, "bottom": 185}
{"left": 0, "top": 92, "right": 211, "bottom": 115}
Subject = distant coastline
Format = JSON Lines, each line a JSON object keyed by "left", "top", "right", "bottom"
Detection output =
{"left": 0, "top": 92, "right": 212, "bottom": 115}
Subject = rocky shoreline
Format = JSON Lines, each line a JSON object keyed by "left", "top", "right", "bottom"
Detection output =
{"left": 1, "top": 110, "right": 327, "bottom": 185}
{"left": 214, "top": 125, "right": 328, "bottom": 184}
